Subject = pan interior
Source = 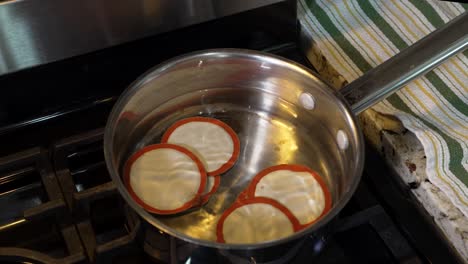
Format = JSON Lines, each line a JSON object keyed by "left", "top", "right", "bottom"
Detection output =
{"left": 105, "top": 50, "right": 362, "bottom": 247}
{"left": 132, "top": 87, "right": 343, "bottom": 241}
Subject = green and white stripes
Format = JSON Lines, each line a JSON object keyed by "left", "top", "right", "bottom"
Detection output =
{"left": 298, "top": 0, "right": 468, "bottom": 215}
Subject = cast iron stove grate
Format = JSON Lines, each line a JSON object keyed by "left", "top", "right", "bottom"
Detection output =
{"left": 0, "top": 147, "right": 85, "bottom": 263}
{"left": 0, "top": 128, "right": 425, "bottom": 264}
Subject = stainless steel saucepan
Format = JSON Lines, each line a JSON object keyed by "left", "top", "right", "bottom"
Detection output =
{"left": 104, "top": 12, "right": 467, "bottom": 252}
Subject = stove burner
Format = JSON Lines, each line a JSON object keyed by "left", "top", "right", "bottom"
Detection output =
{"left": 141, "top": 228, "right": 318, "bottom": 264}
{"left": 216, "top": 239, "right": 307, "bottom": 264}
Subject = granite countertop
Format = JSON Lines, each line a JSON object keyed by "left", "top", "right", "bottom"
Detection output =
{"left": 303, "top": 42, "right": 468, "bottom": 261}
{"left": 361, "top": 110, "right": 468, "bottom": 261}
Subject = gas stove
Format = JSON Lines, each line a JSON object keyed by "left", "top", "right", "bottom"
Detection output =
{"left": 0, "top": 2, "right": 461, "bottom": 263}
{"left": 0, "top": 123, "right": 456, "bottom": 264}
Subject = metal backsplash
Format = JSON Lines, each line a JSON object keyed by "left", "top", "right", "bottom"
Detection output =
{"left": 0, "top": 0, "right": 283, "bottom": 76}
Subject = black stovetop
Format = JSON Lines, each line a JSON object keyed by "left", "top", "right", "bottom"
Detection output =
{"left": 0, "top": 2, "right": 461, "bottom": 264}
{"left": 0, "top": 126, "right": 419, "bottom": 264}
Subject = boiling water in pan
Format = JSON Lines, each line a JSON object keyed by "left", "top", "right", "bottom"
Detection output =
{"left": 136, "top": 87, "right": 345, "bottom": 241}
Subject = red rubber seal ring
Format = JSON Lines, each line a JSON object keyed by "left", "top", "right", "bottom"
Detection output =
{"left": 161, "top": 117, "right": 240, "bottom": 176}
{"left": 246, "top": 164, "right": 332, "bottom": 228}
{"left": 216, "top": 197, "right": 302, "bottom": 243}
{"left": 200, "top": 175, "right": 221, "bottom": 205}
{"left": 124, "top": 143, "right": 207, "bottom": 215}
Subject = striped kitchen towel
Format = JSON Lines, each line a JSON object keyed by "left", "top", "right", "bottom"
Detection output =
{"left": 298, "top": 0, "right": 468, "bottom": 216}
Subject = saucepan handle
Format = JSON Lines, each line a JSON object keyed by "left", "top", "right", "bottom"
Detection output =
{"left": 340, "top": 12, "right": 468, "bottom": 114}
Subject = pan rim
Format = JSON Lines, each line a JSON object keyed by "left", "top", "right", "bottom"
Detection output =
{"left": 104, "top": 48, "right": 365, "bottom": 250}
